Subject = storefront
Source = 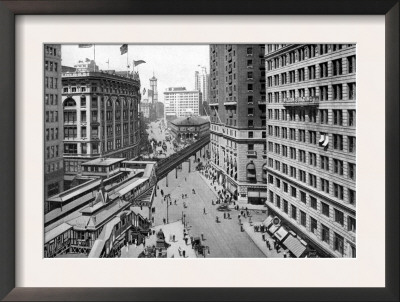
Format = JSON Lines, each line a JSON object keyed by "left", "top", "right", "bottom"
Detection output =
{"left": 247, "top": 187, "right": 268, "bottom": 205}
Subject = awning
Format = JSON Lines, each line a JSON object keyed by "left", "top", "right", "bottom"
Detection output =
{"left": 268, "top": 224, "right": 280, "bottom": 234}
{"left": 319, "top": 134, "right": 325, "bottom": 143}
{"left": 283, "top": 235, "right": 307, "bottom": 258}
{"left": 259, "top": 191, "right": 268, "bottom": 198}
{"left": 263, "top": 216, "right": 273, "bottom": 227}
{"left": 248, "top": 191, "right": 260, "bottom": 197}
{"left": 274, "top": 226, "right": 289, "bottom": 242}
{"left": 322, "top": 135, "right": 329, "bottom": 147}
{"left": 247, "top": 163, "right": 256, "bottom": 170}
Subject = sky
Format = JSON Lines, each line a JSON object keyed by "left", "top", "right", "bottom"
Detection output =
{"left": 61, "top": 44, "right": 210, "bottom": 103}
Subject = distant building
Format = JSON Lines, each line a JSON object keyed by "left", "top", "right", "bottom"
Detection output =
{"left": 168, "top": 116, "right": 210, "bottom": 141}
{"left": 195, "top": 65, "right": 210, "bottom": 105}
{"left": 74, "top": 58, "right": 99, "bottom": 72}
{"left": 164, "top": 87, "right": 202, "bottom": 121}
{"left": 61, "top": 68, "right": 142, "bottom": 186}
{"left": 155, "top": 101, "right": 164, "bottom": 119}
{"left": 44, "top": 44, "right": 64, "bottom": 209}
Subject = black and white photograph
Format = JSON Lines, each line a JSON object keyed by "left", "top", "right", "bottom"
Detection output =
{"left": 43, "top": 43, "right": 356, "bottom": 259}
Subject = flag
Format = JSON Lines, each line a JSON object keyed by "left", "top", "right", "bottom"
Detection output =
{"left": 120, "top": 44, "right": 128, "bottom": 55}
{"left": 78, "top": 44, "right": 93, "bottom": 48}
{"left": 133, "top": 60, "right": 146, "bottom": 66}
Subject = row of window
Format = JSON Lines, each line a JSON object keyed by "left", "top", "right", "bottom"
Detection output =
{"left": 267, "top": 127, "right": 356, "bottom": 153}
{"left": 45, "top": 94, "right": 59, "bottom": 106}
{"left": 267, "top": 82, "right": 356, "bottom": 102}
{"left": 46, "top": 145, "right": 60, "bottom": 159}
{"left": 267, "top": 143, "right": 356, "bottom": 179}
{"left": 45, "top": 77, "right": 58, "bottom": 89}
{"left": 45, "top": 60, "right": 59, "bottom": 72}
{"left": 267, "top": 56, "right": 356, "bottom": 86}
{"left": 62, "top": 85, "right": 137, "bottom": 95}
{"left": 45, "top": 111, "right": 59, "bottom": 123}
{"left": 267, "top": 108, "right": 356, "bottom": 126}
{"left": 64, "top": 143, "right": 100, "bottom": 155}
{"left": 45, "top": 127, "right": 59, "bottom": 141}
{"left": 45, "top": 161, "right": 63, "bottom": 175}
{"left": 266, "top": 160, "right": 356, "bottom": 204}
{"left": 45, "top": 46, "right": 58, "bottom": 57}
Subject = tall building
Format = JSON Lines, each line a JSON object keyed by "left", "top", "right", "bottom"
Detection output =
{"left": 164, "top": 87, "right": 202, "bottom": 121}
{"left": 149, "top": 73, "right": 158, "bottom": 104}
{"left": 44, "top": 44, "right": 64, "bottom": 209}
{"left": 195, "top": 65, "right": 210, "bottom": 105}
{"left": 209, "top": 44, "right": 267, "bottom": 204}
{"left": 61, "top": 67, "right": 142, "bottom": 186}
{"left": 264, "top": 44, "right": 356, "bottom": 258}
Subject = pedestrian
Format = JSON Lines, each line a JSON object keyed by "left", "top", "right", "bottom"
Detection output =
{"left": 183, "top": 250, "right": 186, "bottom": 258}
{"left": 203, "top": 207, "right": 206, "bottom": 214}
{"left": 174, "top": 200, "right": 177, "bottom": 205}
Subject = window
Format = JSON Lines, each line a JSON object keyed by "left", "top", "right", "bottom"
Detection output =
{"left": 283, "top": 182, "right": 288, "bottom": 193}
{"left": 320, "top": 85, "right": 328, "bottom": 101}
{"left": 333, "top": 84, "right": 343, "bottom": 100}
{"left": 333, "top": 159, "right": 344, "bottom": 175}
{"left": 310, "top": 217, "right": 318, "bottom": 234}
{"left": 310, "top": 196, "right": 317, "bottom": 210}
{"left": 309, "top": 174, "right": 317, "bottom": 188}
{"left": 320, "top": 109, "right": 328, "bottom": 124}
{"left": 320, "top": 155, "right": 329, "bottom": 171}
{"left": 247, "top": 95, "right": 253, "bottom": 103}
{"left": 332, "top": 59, "right": 342, "bottom": 76}
{"left": 334, "top": 233, "right": 344, "bottom": 256}
{"left": 290, "top": 147, "right": 296, "bottom": 159}
{"left": 347, "top": 55, "right": 356, "bottom": 73}
{"left": 298, "top": 68, "right": 305, "bottom": 81}
{"left": 282, "top": 163, "right": 288, "bottom": 175}
{"left": 348, "top": 136, "right": 356, "bottom": 153}
{"left": 334, "top": 209, "right": 344, "bottom": 226}
{"left": 333, "top": 134, "right": 343, "bottom": 150}
{"left": 289, "top": 70, "right": 295, "bottom": 83}
{"left": 309, "top": 131, "right": 317, "bottom": 144}
{"left": 247, "top": 71, "right": 253, "bottom": 79}
{"left": 348, "top": 82, "right": 356, "bottom": 100}
{"left": 248, "top": 108, "right": 254, "bottom": 116}
{"left": 276, "top": 195, "right": 281, "bottom": 209}
{"left": 300, "top": 211, "right": 307, "bottom": 227}
{"left": 283, "top": 200, "right": 288, "bottom": 213}
{"left": 348, "top": 189, "right": 356, "bottom": 205}
{"left": 348, "top": 110, "right": 356, "bottom": 126}
{"left": 248, "top": 120, "right": 254, "bottom": 128}
{"left": 300, "top": 191, "right": 306, "bottom": 203}
{"left": 247, "top": 59, "right": 253, "bottom": 67}
{"left": 248, "top": 131, "right": 254, "bottom": 138}
{"left": 321, "top": 224, "right": 330, "bottom": 243}
{"left": 291, "top": 186, "right": 296, "bottom": 198}
{"left": 319, "top": 62, "right": 328, "bottom": 78}
{"left": 321, "top": 178, "right": 330, "bottom": 193}
{"left": 334, "top": 183, "right": 344, "bottom": 200}
{"left": 348, "top": 216, "right": 356, "bottom": 232}
{"left": 247, "top": 83, "right": 253, "bottom": 91}
{"left": 309, "top": 152, "right": 317, "bottom": 166}
{"left": 308, "top": 65, "right": 316, "bottom": 79}
{"left": 333, "top": 110, "right": 343, "bottom": 125}
{"left": 291, "top": 205, "right": 297, "bottom": 220}
{"left": 321, "top": 202, "right": 330, "bottom": 217}
{"left": 299, "top": 170, "right": 306, "bottom": 182}
{"left": 290, "top": 166, "right": 296, "bottom": 178}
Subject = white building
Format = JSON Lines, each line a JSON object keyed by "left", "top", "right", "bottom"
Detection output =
{"left": 164, "top": 87, "right": 202, "bottom": 120}
{"left": 195, "top": 65, "right": 209, "bottom": 104}
{"left": 74, "top": 58, "right": 99, "bottom": 72}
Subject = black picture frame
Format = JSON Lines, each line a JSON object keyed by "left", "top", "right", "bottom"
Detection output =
{"left": 0, "top": 0, "right": 398, "bottom": 301}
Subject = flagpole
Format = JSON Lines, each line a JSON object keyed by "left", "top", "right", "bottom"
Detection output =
{"left": 93, "top": 44, "right": 96, "bottom": 71}
{"left": 126, "top": 46, "right": 129, "bottom": 77}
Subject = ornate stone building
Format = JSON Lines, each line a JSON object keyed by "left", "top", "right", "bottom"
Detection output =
{"left": 61, "top": 68, "right": 142, "bottom": 186}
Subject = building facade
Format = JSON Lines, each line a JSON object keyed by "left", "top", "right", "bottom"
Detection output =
{"left": 264, "top": 44, "right": 356, "bottom": 258}
{"left": 44, "top": 44, "right": 64, "bottom": 207}
{"left": 61, "top": 69, "right": 142, "bottom": 185}
{"left": 164, "top": 87, "right": 202, "bottom": 121}
{"left": 168, "top": 116, "right": 210, "bottom": 141}
{"left": 195, "top": 65, "right": 210, "bottom": 105}
{"left": 209, "top": 44, "right": 267, "bottom": 204}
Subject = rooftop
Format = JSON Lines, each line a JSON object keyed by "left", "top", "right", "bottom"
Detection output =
{"left": 170, "top": 116, "right": 209, "bottom": 126}
{"left": 81, "top": 157, "right": 126, "bottom": 167}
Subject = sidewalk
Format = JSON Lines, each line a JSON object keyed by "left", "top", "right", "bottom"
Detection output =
{"left": 242, "top": 221, "right": 285, "bottom": 258}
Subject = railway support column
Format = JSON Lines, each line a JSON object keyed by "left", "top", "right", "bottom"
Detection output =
{"left": 176, "top": 167, "right": 178, "bottom": 179}
{"left": 166, "top": 173, "right": 169, "bottom": 187}
{"left": 188, "top": 157, "right": 191, "bottom": 173}
{"left": 154, "top": 181, "right": 157, "bottom": 197}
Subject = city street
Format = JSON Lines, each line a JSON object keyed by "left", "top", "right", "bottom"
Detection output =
{"left": 152, "top": 156, "right": 267, "bottom": 258}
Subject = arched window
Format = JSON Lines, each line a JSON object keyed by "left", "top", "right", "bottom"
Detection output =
{"left": 106, "top": 100, "right": 112, "bottom": 107}
{"left": 115, "top": 100, "right": 120, "bottom": 107}
{"left": 246, "top": 161, "right": 256, "bottom": 181}
{"left": 63, "top": 98, "right": 76, "bottom": 107}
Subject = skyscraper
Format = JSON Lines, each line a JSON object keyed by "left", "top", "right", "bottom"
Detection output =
{"left": 44, "top": 44, "right": 64, "bottom": 210}
{"left": 195, "top": 65, "right": 210, "bottom": 107}
{"left": 209, "top": 44, "right": 267, "bottom": 204}
{"left": 164, "top": 87, "right": 202, "bottom": 120}
{"left": 264, "top": 44, "right": 356, "bottom": 257}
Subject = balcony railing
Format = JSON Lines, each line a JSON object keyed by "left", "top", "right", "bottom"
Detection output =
{"left": 224, "top": 101, "right": 237, "bottom": 106}
{"left": 283, "top": 96, "right": 320, "bottom": 107}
